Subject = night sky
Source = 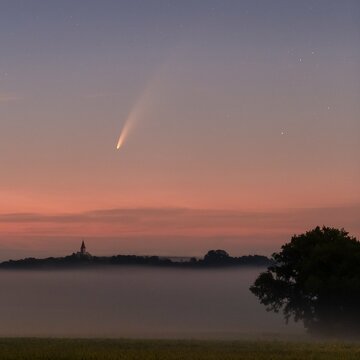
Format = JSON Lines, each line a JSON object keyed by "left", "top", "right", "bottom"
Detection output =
{"left": 0, "top": 0, "right": 359, "bottom": 259}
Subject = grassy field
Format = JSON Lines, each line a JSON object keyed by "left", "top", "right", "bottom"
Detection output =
{"left": 0, "top": 338, "right": 360, "bottom": 359}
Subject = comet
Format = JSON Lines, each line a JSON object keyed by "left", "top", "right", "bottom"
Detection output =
{"left": 115, "top": 85, "right": 153, "bottom": 151}
{"left": 116, "top": 113, "right": 135, "bottom": 150}
{"left": 116, "top": 100, "right": 142, "bottom": 151}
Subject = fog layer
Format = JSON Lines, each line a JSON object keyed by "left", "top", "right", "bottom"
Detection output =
{"left": 0, "top": 268, "right": 303, "bottom": 338}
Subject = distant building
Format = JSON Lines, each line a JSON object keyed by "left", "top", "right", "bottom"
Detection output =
{"left": 80, "top": 240, "right": 87, "bottom": 255}
{"left": 73, "top": 240, "right": 92, "bottom": 258}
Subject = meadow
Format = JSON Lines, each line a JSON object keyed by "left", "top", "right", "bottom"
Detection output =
{"left": 1, "top": 338, "right": 360, "bottom": 360}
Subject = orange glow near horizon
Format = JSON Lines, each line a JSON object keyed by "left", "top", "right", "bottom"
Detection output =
{"left": 0, "top": 205, "right": 359, "bottom": 260}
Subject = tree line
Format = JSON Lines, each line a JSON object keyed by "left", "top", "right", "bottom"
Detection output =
{"left": 0, "top": 249, "right": 271, "bottom": 269}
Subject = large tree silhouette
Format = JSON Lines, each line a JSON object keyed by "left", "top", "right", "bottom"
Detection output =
{"left": 250, "top": 226, "right": 360, "bottom": 335}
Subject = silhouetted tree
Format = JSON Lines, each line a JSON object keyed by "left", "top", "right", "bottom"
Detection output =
{"left": 204, "top": 249, "right": 230, "bottom": 264}
{"left": 250, "top": 226, "right": 360, "bottom": 336}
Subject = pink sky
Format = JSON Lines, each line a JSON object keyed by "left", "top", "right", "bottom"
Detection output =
{"left": 0, "top": 1, "right": 359, "bottom": 259}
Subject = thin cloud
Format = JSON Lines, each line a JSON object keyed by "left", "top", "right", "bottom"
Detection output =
{"left": 83, "top": 92, "right": 123, "bottom": 99}
{"left": 0, "top": 206, "right": 359, "bottom": 231}
{"left": 0, "top": 206, "right": 359, "bottom": 260}
{"left": 0, "top": 93, "right": 21, "bottom": 103}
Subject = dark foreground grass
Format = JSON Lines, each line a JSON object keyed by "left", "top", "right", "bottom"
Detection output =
{"left": 1, "top": 338, "right": 360, "bottom": 360}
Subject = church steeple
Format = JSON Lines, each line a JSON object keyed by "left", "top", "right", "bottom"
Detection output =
{"left": 73, "top": 240, "right": 92, "bottom": 258}
{"left": 80, "top": 240, "right": 86, "bottom": 254}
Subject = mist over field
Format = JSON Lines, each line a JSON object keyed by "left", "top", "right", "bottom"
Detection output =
{"left": 0, "top": 267, "right": 303, "bottom": 338}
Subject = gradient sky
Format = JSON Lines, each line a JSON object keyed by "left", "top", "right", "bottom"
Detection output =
{"left": 0, "top": 0, "right": 359, "bottom": 259}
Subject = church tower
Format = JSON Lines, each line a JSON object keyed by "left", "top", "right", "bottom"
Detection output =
{"left": 72, "top": 240, "right": 92, "bottom": 258}
{"left": 80, "top": 240, "right": 86, "bottom": 255}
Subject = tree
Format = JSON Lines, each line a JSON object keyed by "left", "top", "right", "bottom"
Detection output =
{"left": 203, "top": 249, "right": 230, "bottom": 264}
{"left": 250, "top": 226, "right": 360, "bottom": 336}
